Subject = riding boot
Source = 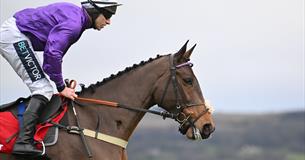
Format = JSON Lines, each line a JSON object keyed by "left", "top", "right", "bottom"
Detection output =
{"left": 12, "top": 94, "right": 48, "bottom": 156}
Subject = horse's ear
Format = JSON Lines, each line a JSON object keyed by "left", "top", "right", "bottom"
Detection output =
{"left": 184, "top": 44, "right": 197, "bottom": 60}
{"left": 175, "top": 40, "right": 189, "bottom": 62}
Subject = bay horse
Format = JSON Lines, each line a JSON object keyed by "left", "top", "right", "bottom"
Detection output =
{"left": 1, "top": 41, "right": 215, "bottom": 160}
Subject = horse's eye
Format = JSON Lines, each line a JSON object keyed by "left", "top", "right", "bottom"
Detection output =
{"left": 183, "top": 78, "right": 193, "bottom": 85}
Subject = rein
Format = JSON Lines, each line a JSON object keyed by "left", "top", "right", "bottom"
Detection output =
{"left": 74, "top": 97, "right": 177, "bottom": 120}
{"left": 72, "top": 54, "right": 200, "bottom": 122}
{"left": 72, "top": 54, "right": 209, "bottom": 135}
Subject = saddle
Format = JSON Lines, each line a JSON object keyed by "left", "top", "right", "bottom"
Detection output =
{"left": 0, "top": 95, "right": 68, "bottom": 153}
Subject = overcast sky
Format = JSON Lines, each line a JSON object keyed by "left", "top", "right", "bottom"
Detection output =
{"left": 0, "top": 0, "right": 304, "bottom": 113}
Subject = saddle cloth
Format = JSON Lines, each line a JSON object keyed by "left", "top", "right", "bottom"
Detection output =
{"left": 0, "top": 95, "right": 68, "bottom": 153}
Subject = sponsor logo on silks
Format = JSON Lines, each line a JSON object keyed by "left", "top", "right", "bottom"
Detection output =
{"left": 0, "top": 144, "right": 3, "bottom": 150}
{"left": 13, "top": 40, "right": 45, "bottom": 82}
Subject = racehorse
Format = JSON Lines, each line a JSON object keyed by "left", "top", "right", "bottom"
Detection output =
{"left": 0, "top": 41, "right": 215, "bottom": 160}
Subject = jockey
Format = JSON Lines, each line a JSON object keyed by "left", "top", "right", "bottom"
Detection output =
{"left": 0, "top": 0, "right": 121, "bottom": 156}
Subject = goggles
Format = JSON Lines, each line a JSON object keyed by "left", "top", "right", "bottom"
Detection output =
{"left": 86, "top": 0, "right": 116, "bottom": 19}
{"left": 99, "top": 8, "right": 113, "bottom": 19}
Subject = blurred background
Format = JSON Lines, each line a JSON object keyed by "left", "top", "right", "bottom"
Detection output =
{"left": 1, "top": 0, "right": 304, "bottom": 160}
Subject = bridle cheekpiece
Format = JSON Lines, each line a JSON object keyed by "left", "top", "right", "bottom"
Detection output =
{"left": 158, "top": 54, "right": 209, "bottom": 139}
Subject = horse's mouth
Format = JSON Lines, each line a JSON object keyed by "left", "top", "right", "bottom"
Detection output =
{"left": 200, "top": 131, "right": 212, "bottom": 139}
{"left": 186, "top": 126, "right": 215, "bottom": 140}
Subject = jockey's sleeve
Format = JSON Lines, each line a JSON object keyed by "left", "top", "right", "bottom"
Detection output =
{"left": 43, "top": 22, "right": 82, "bottom": 92}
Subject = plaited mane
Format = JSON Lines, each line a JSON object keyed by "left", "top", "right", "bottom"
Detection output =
{"left": 80, "top": 54, "right": 166, "bottom": 93}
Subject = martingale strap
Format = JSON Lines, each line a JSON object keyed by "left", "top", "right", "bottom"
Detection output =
{"left": 83, "top": 129, "right": 128, "bottom": 148}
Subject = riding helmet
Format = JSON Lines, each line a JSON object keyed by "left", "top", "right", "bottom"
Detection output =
{"left": 81, "top": 0, "right": 122, "bottom": 27}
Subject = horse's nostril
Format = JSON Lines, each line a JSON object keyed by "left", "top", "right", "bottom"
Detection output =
{"left": 200, "top": 123, "right": 214, "bottom": 139}
{"left": 203, "top": 123, "right": 213, "bottom": 132}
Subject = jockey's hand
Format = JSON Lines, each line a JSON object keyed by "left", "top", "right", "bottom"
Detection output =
{"left": 60, "top": 87, "right": 78, "bottom": 100}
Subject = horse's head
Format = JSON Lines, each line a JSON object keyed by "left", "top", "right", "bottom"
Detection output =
{"left": 153, "top": 40, "right": 215, "bottom": 140}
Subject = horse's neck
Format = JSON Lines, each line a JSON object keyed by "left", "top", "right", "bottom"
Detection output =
{"left": 77, "top": 56, "right": 168, "bottom": 140}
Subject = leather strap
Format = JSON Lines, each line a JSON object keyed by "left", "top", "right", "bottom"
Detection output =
{"left": 75, "top": 97, "right": 119, "bottom": 107}
{"left": 83, "top": 129, "right": 128, "bottom": 148}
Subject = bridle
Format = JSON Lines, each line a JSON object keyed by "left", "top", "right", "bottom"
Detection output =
{"left": 159, "top": 54, "right": 209, "bottom": 138}
{"left": 72, "top": 54, "right": 209, "bottom": 138}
